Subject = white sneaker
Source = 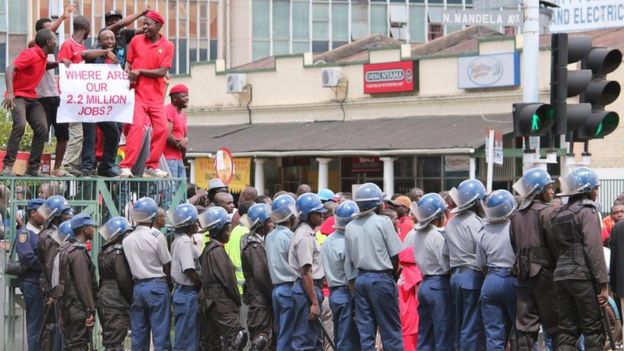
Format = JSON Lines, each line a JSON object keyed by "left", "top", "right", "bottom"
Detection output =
{"left": 143, "top": 167, "right": 168, "bottom": 178}
{"left": 119, "top": 168, "right": 134, "bottom": 178}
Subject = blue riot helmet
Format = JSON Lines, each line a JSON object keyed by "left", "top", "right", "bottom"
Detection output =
{"left": 130, "top": 197, "right": 158, "bottom": 224}
{"left": 558, "top": 166, "right": 599, "bottom": 197}
{"left": 170, "top": 203, "right": 199, "bottom": 229}
{"left": 317, "top": 188, "right": 335, "bottom": 202}
{"left": 412, "top": 193, "right": 448, "bottom": 230}
{"left": 198, "top": 206, "right": 231, "bottom": 237}
{"left": 38, "top": 195, "right": 69, "bottom": 222}
{"left": 355, "top": 183, "right": 384, "bottom": 212}
{"left": 296, "top": 193, "right": 326, "bottom": 221}
{"left": 482, "top": 190, "right": 517, "bottom": 223}
{"left": 99, "top": 216, "right": 132, "bottom": 242}
{"left": 513, "top": 167, "right": 554, "bottom": 207}
{"left": 334, "top": 200, "right": 360, "bottom": 230}
{"left": 247, "top": 204, "right": 272, "bottom": 231}
{"left": 449, "top": 179, "right": 486, "bottom": 214}
{"left": 58, "top": 220, "right": 75, "bottom": 241}
{"left": 270, "top": 194, "right": 298, "bottom": 224}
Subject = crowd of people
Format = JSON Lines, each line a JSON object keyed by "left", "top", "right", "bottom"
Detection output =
{"left": 8, "top": 164, "right": 624, "bottom": 351}
{"left": 2, "top": 6, "right": 188, "bottom": 179}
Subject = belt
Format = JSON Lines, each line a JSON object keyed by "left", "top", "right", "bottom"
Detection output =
{"left": 134, "top": 277, "right": 166, "bottom": 284}
{"left": 175, "top": 284, "right": 196, "bottom": 290}
{"left": 329, "top": 285, "right": 349, "bottom": 293}
{"left": 452, "top": 265, "right": 474, "bottom": 274}
{"left": 296, "top": 278, "right": 324, "bottom": 289}
{"left": 274, "top": 282, "right": 294, "bottom": 287}
{"left": 423, "top": 274, "right": 450, "bottom": 280}
{"left": 359, "top": 269, "right": 393, "bottom": 274}
{"left": 487, "top": 267, "right": 512, "bottom": 274}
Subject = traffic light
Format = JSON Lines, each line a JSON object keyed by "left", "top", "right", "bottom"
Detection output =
{"left": 512, "top": 103, "right": 555, "bottom": 136}
{"left": 550, "top": 33, "right": 621, "bottom": 140}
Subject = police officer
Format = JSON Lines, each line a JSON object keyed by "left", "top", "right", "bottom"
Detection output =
{"left": 446, "top": 179, "right": 486, "bottom": 350}
{"left": 37, "top": 195, "right": 72, "bottom": 351}
{"left": 404, "top": 193, "right": 452, "bottom": 351}
{"left": 345, "top": 183, "right": 403, "bottom": 350}
{"left": 15, "top": 198, "right": 46, "bottom": 351}
{"left": 289, "top": 192, "right": 326, "bottom": 351}
{"left": 97, "top": 216, "right": 134, "bottom": 351}
{"left": 265, "top": 194, "right": 299, "bottom": 350}
{"left": 56, "top": 213, "right": 97, "bottom": 350}
{"left": 320, "top": 200, "right": 360, "bottom": 350}
{"left": 122, "top": 197, "right": 173, "bottom": 350}
{"left": 198, "top": 206, "right": 248, "bottom": 351}
{"left": 476, "top": 190, "right": 517, "bottom": 351}
{"left": 546, "top": 167, "right": 608, "bottom": 349}
{"left": 170, "top": 203, "right": 202, "bottom": 351}
{"left": 509, "top": 168, "right": 559, "bottom": 349}
{"left": 241, "top": 203, "right": 275, "bottom": 351}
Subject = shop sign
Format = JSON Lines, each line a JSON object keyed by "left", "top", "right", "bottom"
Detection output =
{"left": 351, "top": 157, "right": 382, "bottom": 173}
{"left": 363, "top": 61, "right": 417, "bottom": 94}
{"left": 194, "top": 156, "right": 252, "bottom": 193}
{"left": 458, "top": 52, "right": 520, "bottom": 89}
{"left": 550, "top": 0, "right": 624, "bottom": 33}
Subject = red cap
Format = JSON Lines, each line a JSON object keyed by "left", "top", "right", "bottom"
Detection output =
{"left": 169, "top": 84, "right": 189, "bottom": 95}
{"left": 145, "top": 10, "right": 165, "bottom": 25}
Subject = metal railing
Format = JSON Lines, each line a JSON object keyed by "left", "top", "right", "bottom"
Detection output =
{"left": 598, "top": 179, "right": 624, "bottom": 216}
{"left": 0, "top": 176, "right": 186, "bottom": 351}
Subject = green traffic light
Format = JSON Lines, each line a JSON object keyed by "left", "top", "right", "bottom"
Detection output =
{"left": 531, "top": 114, "right": 541, "bottom": 131}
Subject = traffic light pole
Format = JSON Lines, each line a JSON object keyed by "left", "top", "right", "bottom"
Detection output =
{"left": 521, "top": 0, "right": 541, "bottom": 171}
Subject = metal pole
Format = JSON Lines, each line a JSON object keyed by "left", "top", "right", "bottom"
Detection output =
{"left": 486, "top": 130, "right": 494, "bottom": 192}
{"left": 522, "top": 0, "right": 540, "bottom": 171}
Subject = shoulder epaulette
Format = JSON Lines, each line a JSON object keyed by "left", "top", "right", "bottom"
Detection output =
{"left": 579, "top": 199, "right": 596, "bottom": 208}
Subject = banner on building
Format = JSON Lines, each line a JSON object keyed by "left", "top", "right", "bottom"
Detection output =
{"left": 194, "top": 157, "right": 252, "bottom": 193}
{"left": 458, "top": 52, "right": 520, "bottom": 89}
{"left": 550, "top": 0, "right": 624, "bottom": 33}
{"left": 363, "top": 61, "right": 418, "bottom": 94}
{"left": 58, "top": 63, "right": 135, "bottom": 123}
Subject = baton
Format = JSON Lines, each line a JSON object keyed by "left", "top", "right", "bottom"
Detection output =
{"left": 316, "top": 316, "right": 336, "bottom": 351}
{"left": 600, "top": 306, "right": 616, "bottom": 351}
{"left": 38, "top": 302, "right": 53, "bottom": 343}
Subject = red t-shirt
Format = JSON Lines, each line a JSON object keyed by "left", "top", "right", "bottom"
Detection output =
{"left": 398, "top": 247, "right": 422, "bottom": 336}
{"left": 57, "top": 37, "right": 86, "bottom": 63}
{"left": 163, "top": 104, "right": 187, "bottom": 160}
{"left": 127, "top": 34, "right": 174, "bottom": 103}
{"left": 319, "top": 216, "right": 336, "bottom": 236}
{"left": 8, "top": 45, "right": 48, "bottom": 99}
{"left": 397, "top": 215, "right": 414, "bottom": 241}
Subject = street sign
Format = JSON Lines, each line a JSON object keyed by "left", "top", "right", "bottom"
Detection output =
{"left": 442, "top": 9, "right": 523, "bottom": 26}
{"left": 473, "top": 0, "right": 521, "bottom": 9}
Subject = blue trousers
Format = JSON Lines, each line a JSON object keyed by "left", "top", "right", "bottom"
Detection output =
{"left": 354, "top": 271, "right": 403, "bottom": 351}
{"left": 130, "top": 279, "right": 172, "bottom": 351}
{"left": 417, "top": 275, "right": 454, "bottom": 351}
{"left": 480, "top": 269, "right": 517, "bottom": 351}
{"left": 172, "top": 285, "right": 199, "bottom": 351}
{"left": 450, "top": 268, "right": 485, "bottom": 351}
{"left": 292, "top": 281, "right": 324, "bottom": 351}
{"left": 272, "top": 283, "right": 295, "bottom": 351}
{"left": 166, "top": 159, "right": 186, "bottom": 179}
{"left": 329, "top": 286, "right": 360, "bottom": 351}
{"left": 20, "top": 278, "right": 44, "bottom": 351}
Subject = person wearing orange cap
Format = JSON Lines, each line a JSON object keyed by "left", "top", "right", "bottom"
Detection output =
{"left": 164, "top": 84, "right": 189, "bottom": 179}
{"left": 120, "top": 10, "right": 174, "bottom": 178}
{"left": 389, "top": 195, "right": 415, "bottom": 241}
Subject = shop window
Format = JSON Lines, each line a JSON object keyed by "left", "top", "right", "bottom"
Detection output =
{"left": 428, "top": 23, "right": 443, "bottom": 41}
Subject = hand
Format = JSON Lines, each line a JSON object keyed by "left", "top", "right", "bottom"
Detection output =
{"left": 2, "top": 94, "right": 15, "bottom": 110}
{"left": 143, "top": 5, "right": 152, "bottom": 14}
{"left": 128, "top": 70, "right": 141, "bottom": 81}
{"left": 598, "top": 285, "right": 609, "bottom": 307}
{"left": 308, "top": 302, "right": 320, "bottom": 321}
{"left": 85, "top": 313, "right": 95, "bottom": 327}
{"left": 60, "top": 58, "right": 71, "bottom": 67}
{"left": 106, "top": 50, "right": 118, "bottom": 64}
{"left": 164, "top": 71, "right": 172, "bottom": 85}
{"left": 63, "top": 4, "right": 75, "bottom": 18}
{"left": 46, "top": 297, "right": 55, "bottom": 307}
{"left": 178, "top": 138, "right": 189, "bottom": 150}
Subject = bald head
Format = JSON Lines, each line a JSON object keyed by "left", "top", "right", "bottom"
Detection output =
{"left": 214, "top": 192, "right": 235, "bottom": 213}
{"left": 296, "top": 184, "right": 312, "bottom": 196}
{"left": 408, "top": 187, "right": 424, "bottom": 202}
{"left": 240, "top": 186, "right": 258, "bottom": 202}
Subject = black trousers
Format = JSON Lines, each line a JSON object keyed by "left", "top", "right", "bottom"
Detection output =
{"left": 3, "top": 97, "right": 47, "bottom": 173}
{"left": 555, "top": 279, "right": 604, "bottom": 351}
{"left": 97, "top": 306, "right": 129, "bottom": 349}
{"left": 515, "top": 283, "right": 559, "bottom": 349}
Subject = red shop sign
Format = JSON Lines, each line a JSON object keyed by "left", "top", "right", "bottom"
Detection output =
{"left": 363, "top": 61, "right": 416, "bottom": 94}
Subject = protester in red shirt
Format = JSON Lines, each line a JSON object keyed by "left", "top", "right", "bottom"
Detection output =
{"left": 398, "top": 247, "right": 422, "bottom": 351}
{"left": 390, "top": 195, "right": 415, "bottom": 241}
{"left": 120, "top": 10, "right": 174, "bottom": 178}
{"left": 2, "top": 29, "right": 67, "bottom": 176}
{"left": 164, "top": 84, "right": 189, "bottom": 179}
{"left": 602, "top": 202, "right": 624, "bottom": 243}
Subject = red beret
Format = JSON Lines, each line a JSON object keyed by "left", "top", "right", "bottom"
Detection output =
{"left": 145, "top": 10, "right": 165, "bottom": 25}
{"left": 169, "top": 84, "right": 189, "bottom": 95}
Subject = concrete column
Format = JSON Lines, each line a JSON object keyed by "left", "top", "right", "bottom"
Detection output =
{"left": 188, "top": 159, "right": 196, "bottom": 184}
{"left": 469, "top": 157, "right": 477, "bottom": 179}
{"left": 316, "top": 158, "right": 331, "bottom": 191}
{"left": 380, "top": 157, "right": 396, "bottom": 199}
{"left": 254, "top": 158, "right": 266, "bottom": 195}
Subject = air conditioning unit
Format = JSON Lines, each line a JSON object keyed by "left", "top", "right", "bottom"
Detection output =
{"left": 321, "top": 68, "right": 342, "bottom": 87}
{"left": 226, "top": 73, "right": 247, "bottom": 93}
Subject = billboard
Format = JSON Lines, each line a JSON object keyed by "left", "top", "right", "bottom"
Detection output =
{"left": 363, "top": 61, "right": 418, "bottom": 94}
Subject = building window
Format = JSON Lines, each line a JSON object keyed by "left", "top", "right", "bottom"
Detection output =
{"left": 252, "top": 0, "right": 271, "bottom": 60}
{"left": 428, "top": 23, "right": 443, "bottom": 41}
{"left": 292, "top": 0, "right": 310, "bottom": 53}
{"left": 504, "top": 26, "right": 517, "bottom": 36}
{"left": 370, "top": 3, "right": 388, "bottom": 35}
{"left": 332, "top": 1, "right": 349, "bottom": 49}
{"left": 273, "top": 0, "right": 290, "bottom": 55}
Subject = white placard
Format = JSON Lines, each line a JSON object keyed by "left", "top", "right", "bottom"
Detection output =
{"left": 550, "top": 0, "right": 624, "bottom": 33}
{"left": 58, "top": 63, "right": 134, "bottom": 123}
{"left": 458, "top": 52, "right": 520, "bottom": 89}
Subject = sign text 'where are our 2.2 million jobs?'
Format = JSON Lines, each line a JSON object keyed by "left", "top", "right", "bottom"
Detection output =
{"left": 58, "top": 63, "right": 135, "bottom": 124}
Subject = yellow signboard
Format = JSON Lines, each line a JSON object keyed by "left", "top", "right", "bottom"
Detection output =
{"left": 194, "top": 157, "right": 252, "bottom": 193}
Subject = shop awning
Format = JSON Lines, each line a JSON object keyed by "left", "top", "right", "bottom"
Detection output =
{"left": 186, "top": 113, "right": 512, "bottom": 157}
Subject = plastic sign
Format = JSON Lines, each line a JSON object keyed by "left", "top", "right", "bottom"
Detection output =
{"left": 363, "top": 61, "right": 417, "bottom": 94}
{"left": 458, "top": 53, "right": 520, "bottom": 89}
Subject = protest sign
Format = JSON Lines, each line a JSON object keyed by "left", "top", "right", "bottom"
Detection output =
{"left": 58, "top": 63, "right": 134, "bottom": 123}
